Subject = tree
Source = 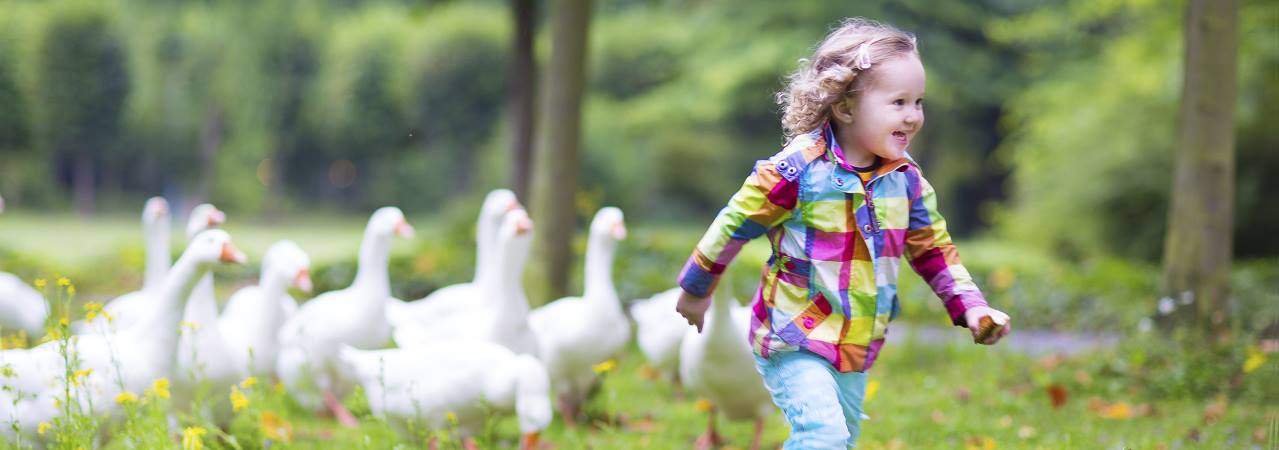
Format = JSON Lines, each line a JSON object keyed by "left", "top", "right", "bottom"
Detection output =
{"left": 1161, "top": 0, "right": 1238, "bottom": 334}
{"left": 533, "top": 0, "right": 592, "bottom": 301}
{"left": 509, "top": 0, "right": 536, "bottom": 201}
{"left": 34, "top": 5, "right": 130, "bottom": 215}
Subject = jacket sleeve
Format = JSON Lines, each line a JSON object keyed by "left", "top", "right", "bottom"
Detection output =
{"left": 677, "top": 159, "right": 798, "bottom": 298}
{"left": 903, "top": 170, "right": 989, "bottom": 327}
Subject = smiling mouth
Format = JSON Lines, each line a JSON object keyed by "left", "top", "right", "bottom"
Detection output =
{"left": 892, "top": 131, "right": 908, "bottom": 140}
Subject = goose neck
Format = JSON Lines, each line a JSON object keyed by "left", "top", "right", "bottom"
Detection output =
{"left": 144, "top": 223, "right": 171, "bottom": 292}
{"left": 352, "top": 230, "right": 391, "bottom": 299}
{"left": 583, "top": 238, "right": 616, "bottom": 302}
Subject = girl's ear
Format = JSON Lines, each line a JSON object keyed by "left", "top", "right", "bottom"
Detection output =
{"left": 830, "top": 96, "right": 856, "bottom": 124}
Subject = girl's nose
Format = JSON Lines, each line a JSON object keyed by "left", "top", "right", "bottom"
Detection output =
{"left": 904, "top": 108, "right": 923, "bottom": 125}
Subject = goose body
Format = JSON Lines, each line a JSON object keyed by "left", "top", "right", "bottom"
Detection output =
{"left": 390, "top": 190, "right": 520, "bottom": 328}
{"left": 678, "top": 285, "right": 772, "bottom": 448}
{"left": 277, "top": 207, "right": 414, "bottom": 413}
{"left": 630, "top": 287, "right": 689, "bottom": 382}
{"left": 81, "top": 197, "right": 172, "bottom": 334}
{"left": 393, "top": 208, "right": 537, "bottom": 356}
{"left": 0, "top": 230, "right": 246, "bottom": 442}
{"left": 218, "top": 241, "right": 312, "bottom": 379}
{"left": 339, "top": 342, "right": 551, "bottom": 443}
{"left": 528, "top": 207, "right": 630, "bottom": 414}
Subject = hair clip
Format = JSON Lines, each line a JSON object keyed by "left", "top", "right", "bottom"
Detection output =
{"left": 853, "top": 42, "right": 873, "bottom": 70}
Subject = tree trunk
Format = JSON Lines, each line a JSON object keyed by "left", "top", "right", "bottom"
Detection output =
{"left": 509, "top": 0, "right": 536, "bottom": 202}
{"left": 73, "top": 153, "right": 95, "bottom": 216}
{"left": 532, "top": 0, "right": 592, "bottom": 302}
{"left": 1160, "top": 0, "right": 1238, "bottom": 336}
{"left": 193, "top": 107, "right": 223, "bottom": 208}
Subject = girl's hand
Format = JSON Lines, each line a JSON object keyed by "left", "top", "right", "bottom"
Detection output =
{"left": 964, "top": 306, "right": 1011, "bottom": 345}
{"left": 675, "top": 290, "right": 712, "bottom": 333}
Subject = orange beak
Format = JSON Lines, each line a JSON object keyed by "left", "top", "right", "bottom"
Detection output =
{"left": 294, "top": 269, "right": 313, "bottom": 293}
{"left": 395, "top": 219, "right": 416, "bottom": 238}
{"left": 515, "top": 217, "right": 533, "bottom": 236}
{"left": 220, "top": 241, "right": 247, "bottom": 264}
{"left": 612, "top": 221, "right": 628, "bottom": 240}
{"left": 209, "top": 209, "right": 227, "bottom": 227}
{"left": 520, "top": 431, "right": 540, "bottom": 450}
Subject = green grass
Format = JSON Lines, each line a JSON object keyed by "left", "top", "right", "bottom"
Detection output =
{"left": 2, "top": 214, "right": 1276, "bottom": 448}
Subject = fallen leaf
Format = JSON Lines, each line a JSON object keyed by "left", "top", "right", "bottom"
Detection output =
{"left": 964, "top": 435, "right": 996, "bottom": 450}
{"left": 1017, "top": 425, "right": 1036, "bottom": 439}
{"left": 1074, "top": 370, "right": 1092, "bottom": 385}
{"left": 1045, "top": 384, "right": 1067, "bottom": 409}
{"left": 694, "top": 398, "right": 713, "bottom": 413}
{"left": 638, "top": 365, "right": 662, "bottom": 381}
{"left": 1086, "top": 397, "right": 1105, "bottom": 412}
{"left": 1253, "top": 426, "right": 1267, "bottom": 443}
{"left": 1185, "top": 427, "right": 1201, "bottom": 442}
{"left": 1202, "top": 397, "right": 1227, "bottom": 424}
{"left": 956, "top": 387, "right": 971, "bottom": 403}
{"left": 1038, "top": 354, "right": 1065, "bottom": 371}
{"left": 1098, "top": 401, "right": 1132, "bottom": 419}
{"left": 931, "top": 410, "right": 946, "bottom": 424}
{"left": 997, "top": 415, "right": 1013, "bottom": 428}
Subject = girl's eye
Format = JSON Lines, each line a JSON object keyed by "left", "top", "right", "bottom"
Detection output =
{"left": 915, "top": 99, "right": 925, "bottom": 107}
{"left": 893, "top": 99, "right": 905, "bottom": 106}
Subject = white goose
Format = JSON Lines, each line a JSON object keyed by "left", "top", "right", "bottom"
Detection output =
{"left": 338, "top": 342, "right": 551, "bottom": 448}
{"left": 387, "top": 189, "right": 520, "bottom": 327}
{"left": 81, "top": 197, "right": 173, "bottom": 334}
{"left": 219, "top": 241, "right": 312, "bottom": 379}
{"left": 393, "top": 208, "right": 536, "bottom": 355}
{"left": 528, "top": 207, "right": 630, "bottom": 423}
{"left": 0, "top": 193, "right": 50, "bottom": 338}
{"left": 678, "top": 285, "right": 772, "bottom": 450}
{"left": 0, "top": 230, "right": 246, "bottom": 442}
{"left": 172, "top": 204, "right": 243, "bottom": 421}
{"left": 630, "top": 287, "right": 690, "bottom": 383}
{"left": 276, "top": 207, "right": 413, "bottom": 425}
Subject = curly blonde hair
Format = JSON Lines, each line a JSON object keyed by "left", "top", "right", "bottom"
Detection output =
{"left": 778, "top": 18, "right": 919, "bottom": 137}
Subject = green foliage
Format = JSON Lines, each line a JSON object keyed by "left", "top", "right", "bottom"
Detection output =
{"left": 992, "top": 0, "right": 1277, "bottom": 261}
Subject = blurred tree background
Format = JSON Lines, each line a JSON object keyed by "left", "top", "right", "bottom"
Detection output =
{"left": 0, "top": 0, "right": 1274, "bottom": 271}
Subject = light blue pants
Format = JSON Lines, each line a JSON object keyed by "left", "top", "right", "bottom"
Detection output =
{"left": 754, "top": 351, "right": 869, "bottom": 449}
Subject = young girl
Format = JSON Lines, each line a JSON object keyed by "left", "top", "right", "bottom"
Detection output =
{"left": 675, "top": 18, "right": 1010, "bottom": 448}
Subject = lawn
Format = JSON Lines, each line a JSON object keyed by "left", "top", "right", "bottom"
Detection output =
{"left": 1, "top": 213, "right": 1275, "bottom": 449}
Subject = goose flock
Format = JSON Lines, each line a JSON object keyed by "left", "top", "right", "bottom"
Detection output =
{"left": 0, "top": 191, "right": 776, "bottom": 449}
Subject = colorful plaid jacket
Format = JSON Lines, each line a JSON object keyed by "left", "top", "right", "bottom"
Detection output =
{"left": 677, "top": 123, "right": 989, "bottom": 373}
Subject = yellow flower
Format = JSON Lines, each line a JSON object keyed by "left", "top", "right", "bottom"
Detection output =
{"left": 259, "top": 411, "right": 293, "bottom": 443}
{"left": 1243, "top": 345, "right": 1266, "bottom": 374}
{"left": 57, "top": 277, "right": 70, "bottom": 287}
{"left": 182, "top": 426, "right": 207, "bottom": 450}
{"left": 67, "top": 285, "right": 76, "bottom": 296}
{"left": 446, "top": 411, "right": 458, "bottom": 426}
{"left": 694, "top": 398, "right": 713, "bottom": 412}
{"left": 58, "top": 318, "right": 68, "bottom": 327}
{"left": 84, "top": 302, "right": 102, "bottom": 321}
{"left": 146, "top": 378, "right": 170, "bottom": 400}
{"left": 865, "top": 379, "right": 881, "bottom": 403}
{"left": 591, "top": 359, "right": 617, "bottom": 374}
{"left": 115, "top": 391, "right": 138, "bottom": 404}
{"left": 33, "top": 279, "right": 46, "bottom": 289}
{"left": 37, "top": 422, "right": 50, "bottom": 435}
{"left": 230, "top": 386, "right": 249, "bottom": 412}
{"left": 240, "top": 376, "right": 258, "bottom": 389}
{"left": 71, "top": 368, "right": 92, "bottom": 386}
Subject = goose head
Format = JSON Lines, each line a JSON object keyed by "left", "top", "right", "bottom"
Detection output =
{"left": 263, "top": 240, "right": 313, "bottom": 294}
{"left": 186, "top": 229, "right": 247, "bottom": 268}
{"left": 143, "top": 196, "right": 169, "bottom": 223}
{"left": 496, "top": 208, "right": 534, "bottom": 269}
{"left": 369, "top": 206, "right": 415, "bottom": 239}
{"left": 482, "top": 189, "right": 522, "bottom": 221}
{"left": 186, "top": 204, "right": 226, "bottom": 239}
{"left": 589, "top": 207, "right": 627, "bottom": 243}
{"left": 511, "top": 354, "right": 552, "bottom": 448}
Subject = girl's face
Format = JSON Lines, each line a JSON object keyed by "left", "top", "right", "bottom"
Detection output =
{"left": 834, "top": 53, "right": 926, "bottom": 162}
